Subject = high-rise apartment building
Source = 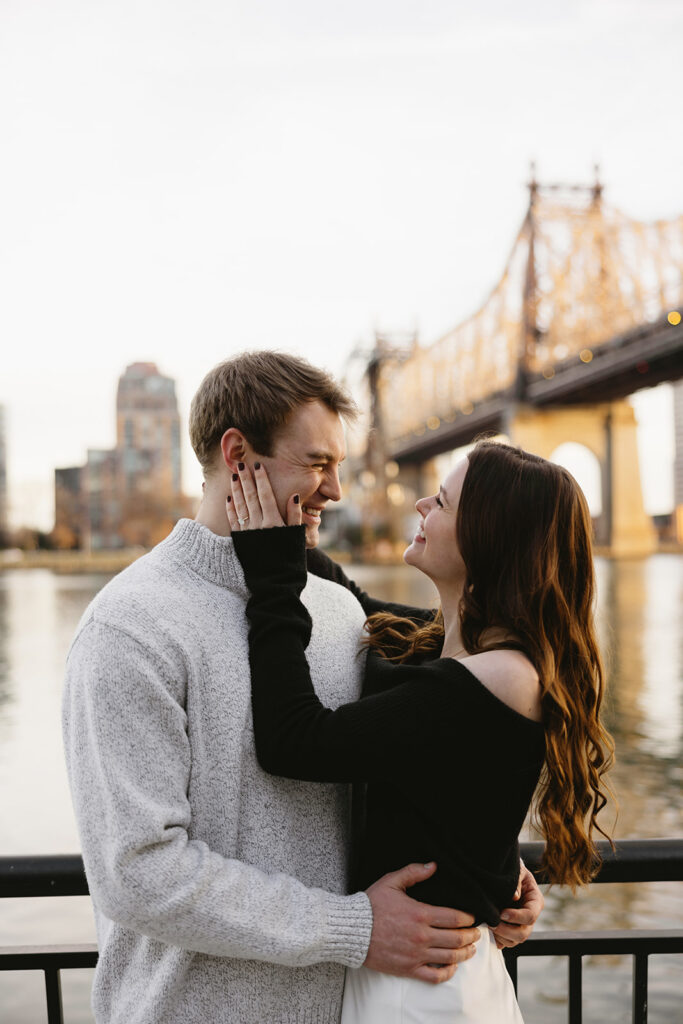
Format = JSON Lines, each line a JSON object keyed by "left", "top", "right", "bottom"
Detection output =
{"left": 115, "top": 363, "right": 183, "bottom": 547}
{"left": 54, "top": 363, "right": 188, "bottom": 550}
{"left": 117, "top": 362, "right": 181, "bottom": 499}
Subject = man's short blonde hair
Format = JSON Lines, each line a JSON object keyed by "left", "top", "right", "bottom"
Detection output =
{"left": 189, "top": 350, "right": 358, "bottom": 474}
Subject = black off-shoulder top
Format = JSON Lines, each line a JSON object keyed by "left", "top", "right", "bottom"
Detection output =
{"left": 233, "top": 527, "right": 545, "bottom": 925}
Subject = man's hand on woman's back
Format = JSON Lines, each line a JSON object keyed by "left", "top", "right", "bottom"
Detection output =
{"left": 364, "top": 862, "right": 480, "bottom": 985}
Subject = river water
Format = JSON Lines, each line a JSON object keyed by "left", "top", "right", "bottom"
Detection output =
{"left": 0, "top": 556, "right": 681, "bottom": 1022}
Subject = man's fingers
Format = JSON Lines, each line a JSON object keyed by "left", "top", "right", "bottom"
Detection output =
{"left": 412, "top": 963, "right": 458, "bottom": 985}
{"left": 383, "top": 861, "right": 438, "bottom": 892}
{"left": 426, "top": 941, "right": 478, "bottom": 967}
{"left": 365, "top": 867, "right": 481, "bottom": 981}
{"left": 426, "top": 927, "right": 480, "bottom": 950}
{"left": 411, "top": 941, "right": 478, "bottom": 983}
{"left": 374, "top": 862, "right": 477, "bottom": 929}
{"left": 426, "top": 909, "right": 478, "bottom": 930}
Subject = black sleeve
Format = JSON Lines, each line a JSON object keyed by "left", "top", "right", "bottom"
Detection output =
{"left": 305, "top": 545, "right": 437, "bottom": 622}
{"left": 232, "top": 527, "right": 461, "bottom": 784}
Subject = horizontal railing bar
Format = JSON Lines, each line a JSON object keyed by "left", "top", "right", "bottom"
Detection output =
{"left": 0, "top": 855, "right": 88, "bottom": 897}
{"left": 519, "top": 838, "right": 683, "bottom": 883}
{"left": 509, "top": 929, "right": 683, "bottom": 957}
{"left": 1, "top": 839, "right": 680, "bottom": 898}
{"left": 6, "top": 933, "right": 680, "bottom": 968}
{"left": 0, "top": 944, "right": 98, "bottom": 970}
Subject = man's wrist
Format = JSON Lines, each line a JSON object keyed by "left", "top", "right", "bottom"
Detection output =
{"left": 322, "top": 891, "right": 373, "bottom": 968}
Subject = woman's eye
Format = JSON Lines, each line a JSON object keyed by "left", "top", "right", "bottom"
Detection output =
{"left": 435, "top": 495, "right": 443, "bottom": 508}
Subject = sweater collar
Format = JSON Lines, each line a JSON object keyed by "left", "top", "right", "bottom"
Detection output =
{"left": 163, "top": 518, "right": 249, "bottom": 595}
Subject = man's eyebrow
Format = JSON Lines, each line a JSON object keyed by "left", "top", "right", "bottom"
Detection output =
{"left": 306, "top": 450, "right": 346, "bottom": 463}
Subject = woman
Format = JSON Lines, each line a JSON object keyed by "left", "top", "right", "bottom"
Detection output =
{"left": 227, "top": 440, "right": 614, "bottom": 1023}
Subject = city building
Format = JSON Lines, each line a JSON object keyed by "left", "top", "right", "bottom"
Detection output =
{"left": 53, "top": 466, "right": 84, "bottom": 549}
{"left": 54, "top": 363, "right": 189, "bottom": 550}
{"left": 83, "top": 448, "right": 122, "bottom": 550}
{"left": 115, "top": 362, "right": 184, "bottom": 548}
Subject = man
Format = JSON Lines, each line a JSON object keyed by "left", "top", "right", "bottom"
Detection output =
{"left": 63, "top": 351, "right": 542, "bottom": 1024}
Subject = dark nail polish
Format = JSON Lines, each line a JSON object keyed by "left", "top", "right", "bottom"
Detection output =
{"left": 254, "top": 462, "right": 260, "bottom": 470}
{"left": 294, "top": 494, "right": 300, "bottom": 504}
{"left": 238, "top": 462, "right": 245, "bottom": 471}
{"left": 232, "top": 473, "right": 238, "bottom": 482}
{"left": 226, "top": 495, "right": 231, "bottom": 503}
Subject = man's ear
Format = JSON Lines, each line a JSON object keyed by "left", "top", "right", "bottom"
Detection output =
{"left": 219, "top": 428, "right": 250, "bottom": 471}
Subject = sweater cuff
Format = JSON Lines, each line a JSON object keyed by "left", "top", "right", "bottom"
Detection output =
{"left": 321, "top": 891, "right": 373, "bottom": 968}
{"left": 232, "top": 526, "right": 307, "bottom": 585}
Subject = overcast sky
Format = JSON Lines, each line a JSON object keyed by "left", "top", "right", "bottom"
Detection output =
{"left": 1, "top": 0, "right": 681, "bottom": 528}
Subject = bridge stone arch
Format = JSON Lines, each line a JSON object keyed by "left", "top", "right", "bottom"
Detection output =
{"left": 507, "top": 400, "right": 656, "bottom": 556}
{"left": 550, "top": 442, "right": 603, "bottom": 515}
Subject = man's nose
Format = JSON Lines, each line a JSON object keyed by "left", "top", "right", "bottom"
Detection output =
{"left": 320, "top": 466, "right": 342, "bottom": 502}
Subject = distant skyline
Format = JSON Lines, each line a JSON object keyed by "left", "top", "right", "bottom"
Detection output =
{"left": 4, "top": 365, "right": 676, "bottom": 533}
{"left": 1, "top": 0, "right": 681, "bottom": 529}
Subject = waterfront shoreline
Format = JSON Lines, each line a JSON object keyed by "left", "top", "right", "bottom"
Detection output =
{"left": 0, "top": 549, "right": 145, "bottom": 573}
{"left": 2, "top": 542, "right": 681, "bottom": 573}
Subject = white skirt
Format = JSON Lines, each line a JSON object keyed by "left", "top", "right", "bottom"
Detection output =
{"left": 340, "top": 926, "right": 524, "bottom": 1024}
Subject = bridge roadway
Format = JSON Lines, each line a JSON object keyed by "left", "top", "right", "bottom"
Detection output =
{"left": 389, "top": 312, "right": 683, "bottom": 463}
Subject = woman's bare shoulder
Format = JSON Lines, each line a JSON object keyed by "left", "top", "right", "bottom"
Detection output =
{"left": 456, "top": 649, "right": 542, "bottom": 722}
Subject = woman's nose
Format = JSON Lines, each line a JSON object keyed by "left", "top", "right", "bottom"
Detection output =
{"left": 415, "top": 495, "right": 430, "bottom": 515}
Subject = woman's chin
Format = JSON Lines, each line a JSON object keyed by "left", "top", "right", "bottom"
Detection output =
{"left": 403, "top": 541, "right": 423, "bottom": 567}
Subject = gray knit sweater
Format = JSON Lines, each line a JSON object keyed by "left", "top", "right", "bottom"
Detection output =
{"left": 62, "top": 519, "right": 373, "bottom": 1024}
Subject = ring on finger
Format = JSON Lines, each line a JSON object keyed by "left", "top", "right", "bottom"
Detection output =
{"left": 238, "top": 515, "right": 250, "bottom": 525}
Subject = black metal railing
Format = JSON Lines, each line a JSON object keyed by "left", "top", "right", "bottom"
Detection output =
{"left": 504, "top": 839, "right": 683, "bottom": 1024}
{"left": 1, "top": 840, "right": 681, "bottom": 1024}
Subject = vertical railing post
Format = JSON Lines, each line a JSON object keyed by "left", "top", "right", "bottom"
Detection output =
{"left": 44, "top": 969, "right": 64, "bottom": 1024}
{"left": 503, "top": 948, "right": 518, "bottom": 992}
{"left": 568, "top": 954, "right": 583, "bottom": 1024}
{"left": 632, "top": 953, "right": 648, "bottom": 1024}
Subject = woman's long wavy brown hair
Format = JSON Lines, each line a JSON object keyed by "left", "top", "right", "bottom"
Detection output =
{"left": 365, "top": 440, "right": 615, "bottom": 889}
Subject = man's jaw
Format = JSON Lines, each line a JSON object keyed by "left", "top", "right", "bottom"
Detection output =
{"left": 301, "top": 503, "right": 325, "bottom": 548}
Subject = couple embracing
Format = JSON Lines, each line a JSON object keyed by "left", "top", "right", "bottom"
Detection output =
{"left": 63, "top": 351, "right": 613, "bottom": 1023}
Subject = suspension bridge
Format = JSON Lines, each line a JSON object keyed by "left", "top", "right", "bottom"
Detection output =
{"left": 354, "top": 171, "right": 683, "bottom": 556}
